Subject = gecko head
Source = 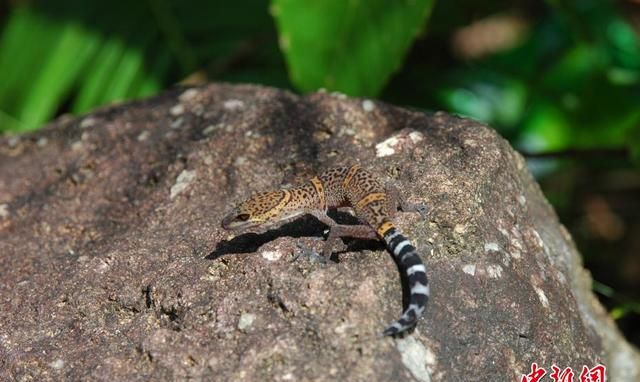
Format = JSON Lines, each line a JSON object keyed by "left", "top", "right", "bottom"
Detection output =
{"left": 221, "top": 191, "right": 288, "bottom": 231}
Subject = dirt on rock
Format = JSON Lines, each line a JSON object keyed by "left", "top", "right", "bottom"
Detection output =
{"left": 0, "top": 84, "right": 638, "bottom": 381}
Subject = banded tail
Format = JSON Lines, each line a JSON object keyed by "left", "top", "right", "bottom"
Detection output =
{"left": 380, "top": 223, "right": 429, "bottom": 336}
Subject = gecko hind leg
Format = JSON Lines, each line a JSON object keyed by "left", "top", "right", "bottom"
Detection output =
{"left": 385, "top": 184, "right": 428, "bottom": 219}
{"left": 322, "top": 224, "right": 378, "bottom": 259}
{"left": 308, "top": 210, "right": 378, "bottom": 260}
{"left": 290, "top": 225, "right": 374, "bottom": 262}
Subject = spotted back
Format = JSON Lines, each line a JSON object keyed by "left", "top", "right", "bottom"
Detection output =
{"left": 318, "top": 166, "right": 350, "bottom": 207}
{"left": 340, "top": 165, "right": 390, "bottom": 228}
{"left": 222, "top": 181, "right": 324, "bottom": 231}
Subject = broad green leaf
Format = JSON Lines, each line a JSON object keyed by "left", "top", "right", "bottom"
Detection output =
{"left": 0, "top": 8, "right": 60, "bottom": 121}
{"left": 0, "top": 110, "right": 22, "bottom": 132}
{"left": 272, "top": 0, "right": 435, "bottom": 96}
{"left": 72, "top": 37, "right": 129, "bottom": 113}
{"left": 16, "top": 22, "right": 99, "bottom": 130}
{"left": 103, "top": 47, "right": 146, "bottom": 103}
{"left": 102, "top": 29, "right": 156, "bottom": 103}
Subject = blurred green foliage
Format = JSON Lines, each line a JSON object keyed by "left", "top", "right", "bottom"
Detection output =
{"left": 1, "top": 0, "right": 639, "bottom": 159}
{"left": 0, "top": 0, "right": 285, "bottom": 132}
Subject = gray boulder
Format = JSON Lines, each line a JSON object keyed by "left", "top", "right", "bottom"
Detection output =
{"left": 0, "top": 84, "right": 637, "bottom": 381}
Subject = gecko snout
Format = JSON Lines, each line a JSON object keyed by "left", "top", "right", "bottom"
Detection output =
{"left": 221, "top": 210, "right": 258, "bottom": 231}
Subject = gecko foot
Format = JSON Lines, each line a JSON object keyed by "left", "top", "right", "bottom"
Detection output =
{"left": 413, "top": 203, "right": 428, "bottom": 220}
{"left": 402, "top": 202, "right": 428, "bottom": 220}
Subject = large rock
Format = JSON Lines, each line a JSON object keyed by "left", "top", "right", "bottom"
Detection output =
{"left": 0, "top": 84, "right": 637, "bottom": 381}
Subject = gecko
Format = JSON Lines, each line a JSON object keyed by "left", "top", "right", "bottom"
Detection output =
{"left": 221, "top": 165, "right": 430, "bottom": 336}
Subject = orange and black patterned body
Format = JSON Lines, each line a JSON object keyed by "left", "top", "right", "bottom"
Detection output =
{"left": 222, "top": 165, "right": 429, "bottom": 336}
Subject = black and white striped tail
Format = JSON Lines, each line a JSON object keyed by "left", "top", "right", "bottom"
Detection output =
{"left": 381, "top": 225, "right": 429, "bottom": 336}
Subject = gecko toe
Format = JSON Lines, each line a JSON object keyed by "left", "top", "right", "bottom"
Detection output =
{"left": 414, "top": 204, "right": 428, "bottom": 219}
{"left": 292, "top": 243, "right": 327, "bottom": 264}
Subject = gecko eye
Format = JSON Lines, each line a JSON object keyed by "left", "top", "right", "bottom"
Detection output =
{"left": 236, "top": 213, "right": 250, "bottom": 221}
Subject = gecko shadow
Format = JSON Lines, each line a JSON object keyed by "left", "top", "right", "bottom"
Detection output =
{"left": 207, "top": 211, "right": 385, "bottom": 261}
{"left": 207, "top": 210, "right": 420, "bottom": 335}
{"left": 207, "top": 216, "right": 324, "bottom": 260}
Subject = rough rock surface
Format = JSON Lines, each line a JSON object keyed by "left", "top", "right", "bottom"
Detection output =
{"left": 0, "top": 84, "right": 638, "bottom": 381}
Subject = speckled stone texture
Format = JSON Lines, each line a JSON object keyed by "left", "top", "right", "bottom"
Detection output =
{"left": 0, "top": 84, "right": 638, "bottom": 381}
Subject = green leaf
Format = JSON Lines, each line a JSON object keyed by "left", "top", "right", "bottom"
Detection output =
{"left": 72, "top": 37, "right": 128, "bottom": 113}
{"left": 519, "top": 100, "right": 572, "bottom": 152}
{"left": 437, "top": 69, "right": 527, "bottom": 131}
{"left": 541, "top": 43, "right": 605, "bottom": 91}
{"left": 0, "top": 7, "right": 60, "bottom": 126}
{"left": 136, "top": 50, "right": 172, "bottom": 97}
{"left": 272, "top": 0, "right": 435, "bottom": 96}
{"left": 16, "top": 21, "right": 99, "bottom": 130}
{"left": 1, "top": 0, "right": 281, "bottom": 133}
